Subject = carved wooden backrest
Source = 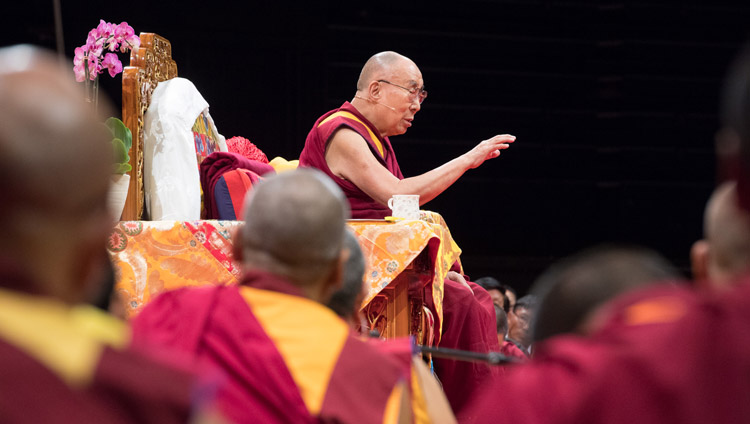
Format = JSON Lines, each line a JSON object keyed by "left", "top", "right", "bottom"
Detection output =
{"left": 121, "top": 33, "right": 178, "bottom": 220}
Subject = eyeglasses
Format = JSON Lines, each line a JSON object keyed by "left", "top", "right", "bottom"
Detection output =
{"left": 377, "top": 80, "right": 428, "bottom": 104}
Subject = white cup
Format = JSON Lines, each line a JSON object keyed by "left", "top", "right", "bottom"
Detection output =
{"left": 387, "top": 194, "right": 420, "bottom": 220}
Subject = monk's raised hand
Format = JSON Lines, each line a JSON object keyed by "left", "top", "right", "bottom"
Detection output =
{"left": 466, "top": 134, "right": 516, "bottom": 169}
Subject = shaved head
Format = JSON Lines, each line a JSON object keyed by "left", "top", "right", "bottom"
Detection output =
{"left": 356, "top": 51, "right": 416, "bottom": 91}
{"left": 704, "top": 182, "right": 750, "bottom": 281}
{"left": 241, "top": 168, "right": 350, "bottom": 288}
{"left": 0, "top": 45, "right": 114, "bottom": 301}
{"left": 326, "top": 230, "right": 366, "bottom": 320}
{"left": 0, "top": 46, "right": 112, "bottom": 222}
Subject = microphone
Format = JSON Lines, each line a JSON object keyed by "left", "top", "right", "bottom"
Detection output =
{"left": 418, "top": 345, "right": 522, "bottom": 365}
{"left": 354, "top": 95, "right": 397, "bottom": 112}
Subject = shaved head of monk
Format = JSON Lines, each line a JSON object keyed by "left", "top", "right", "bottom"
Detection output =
{"left": 352, "top": 51, "right": 424, "bottom": 137}
{"left": 238, "top": 168, "right": 350, "bottom": 302}
{"left": 0, "top": 45, "right": 114, "bottom": 303}
{"left": 691, "top": 182, "right": 750, "bottom": 289}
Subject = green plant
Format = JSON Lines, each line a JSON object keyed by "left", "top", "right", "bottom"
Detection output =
{"left": 106, "top": 117, "right": 132, "bottom": 174}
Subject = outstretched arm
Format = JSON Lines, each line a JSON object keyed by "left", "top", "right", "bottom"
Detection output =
{"left": 325, "top": 128, "right": 515, "bottom": 206}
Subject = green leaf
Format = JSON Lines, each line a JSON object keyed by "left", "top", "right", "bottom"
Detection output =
{"left": 112, "top": 138, "right": 130, "bottom": 165}
{"left": 106, "top": 117, "right": 132, "bottom": 152}
{"left": 113, "top": 163, "right": 132, "bottom": 174}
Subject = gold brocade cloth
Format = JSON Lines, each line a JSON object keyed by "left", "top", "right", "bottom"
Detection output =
{"left": 108, "top": 212, "right": 462, "bottom": 328}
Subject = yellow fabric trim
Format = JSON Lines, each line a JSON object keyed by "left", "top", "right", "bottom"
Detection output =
{"left": 240, "top": 286, "right": 349, "bottom": 415}
{"left": 0, "top": 288, "right": 129, "bottom": 387}
{"left": 383, "top": 380, "right": 409, "bottom": 424}
{"left": 318, "top": 111, "right": 385, "bottom": 158}
{"left": 410, "top": 366, "right": 429, "bottom": 424}
{"left": 624, "top": 297, "right": 687, "bottom": 326}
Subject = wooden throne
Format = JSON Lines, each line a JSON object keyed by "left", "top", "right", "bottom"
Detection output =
{"left": 120, "top": 33, "right": 178, "bottom": 221}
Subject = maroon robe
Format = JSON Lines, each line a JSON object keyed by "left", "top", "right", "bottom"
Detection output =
{"left": 0, "top": 263, "right": 197, "bottom": 424}
{"left": 131, "top": 271, "right": 408, "bottom": 424}
{"left": 500, "top": 340, "right": 528, "bottom": 361}
{"left": 462, "top": 281, "right": 750, "bottom": 424}
{"left": 299, "top": 102, "right": 404, "bottom": 219}
{"left": 432, "top": 278, "right": 501, "bottom": 416}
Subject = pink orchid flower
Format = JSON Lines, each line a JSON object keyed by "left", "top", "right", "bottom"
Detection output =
{"left": 73, "top": 46, "right": 88, "bottom": 82}
{"left": 96, "top": 19, "right": 114, "bottom": 39}
{"left": 87, "top": 56, "right": 101, "bottom": 80}
{"left": 114, "top": 22, "right": 134, "bottom": 40}
{"left": 73, "top": 20, "right": 139, "bottom": 83}
{"left": 101, "top": 53, "right": 123, "bottom": 78}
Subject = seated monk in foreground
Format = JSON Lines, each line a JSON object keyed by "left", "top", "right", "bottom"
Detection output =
{"left": 0, "top": 45, "right": 200, "bottom": 423}
{"left": 132, "top": 169, "right": 414, "bottom": 423}
{"left": 299, "top": 50, "right": 515, "bottom": 218}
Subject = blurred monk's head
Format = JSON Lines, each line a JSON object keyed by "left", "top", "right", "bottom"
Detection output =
{"left": 691, "top": 182, "right": 750, "bottom": 288}
{"left": 352, "top": 51, "right": 424, "bottom": 138}
{"left": 718, "top": 43, "right": 750, "bottom": 211}
{"left": 531, "top": 246, "right": 679, "bottom": 343}
{"left": 238, "top": 168, "right": 350, "bottom": 303}
{"left": 326, "top": 230, "right": 367, "bottom": 328}
{"left": 0, "top": 45, "right": 114, "bottom": 304}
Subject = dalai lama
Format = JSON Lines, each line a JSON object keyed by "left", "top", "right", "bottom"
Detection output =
{"left": 299, "top": 50, "right": 516, "bottom": 219}
{"left": 300, "top": 51, "right": 514, "bottom": 414}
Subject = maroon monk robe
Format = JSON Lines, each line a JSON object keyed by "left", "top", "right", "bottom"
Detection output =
{"left": 432, "top": 278, "right": 501, "bottom": 416}
{"left": 132, "top": 271, "right": 408, "bottom": 424}
{"left": 131, "top": 283, "right": 314, "bottom": 424}
{"left": 299, "top": 101, "right": 404, "bottom": 219}
{"left": 499, "top": 340, "right": 528, "bottom": 361}
{"left": 0, "top": 262, "right": 197, "bottom": 424}
{"left": 462, "top": 281, "right": 750, "bottom": 424}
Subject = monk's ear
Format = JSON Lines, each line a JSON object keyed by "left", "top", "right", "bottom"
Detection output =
{"left": 690, "top": 239, "right": 710, "bottom": 287}
{"left": 231, "top": 227, "right": 244, "bottom": 267}
{"left": 368, "top": 80, "right": 382, "bottom": 100}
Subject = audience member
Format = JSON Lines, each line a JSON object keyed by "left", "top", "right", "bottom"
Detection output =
{"left": 299, "top": 51, "right": 515, "bottom": 218}
{"left": 0, "top": 45, "right": 198, "bottom": 423}
{"left": 132, "top": 169, "right": 413, "bottom": 423}
{"left": 506, "top": 294, "right": 538, "bottom": 354}
{"left": 531, "top": 246, "right": 680, "bottom": 342}
{"left": 500, "top": 284, "right": 518, "bottom": 310}
{"left": 475, "top": 276, "right": 510, "bottom": 312}
{"left": 494, "top": 304, "right": 508, "bottom": 341}
{"left": 493, "top": 304, "right": 527, "bottom": 361}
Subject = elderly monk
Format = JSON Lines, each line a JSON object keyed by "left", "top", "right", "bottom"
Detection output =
{"left": 462, "top": 44, "right": 750, "bottom": 424}
{"left": 302, "top": 51, "right": 507, "bottom": 415}
{"left": 132, "top": 169, "right": 414, "bottom": 424}
{"left": 0, "top": 46, "right": 198, "bottom": 423}
{"left": 299, "top": 51, "right": 515, "bottom": 218}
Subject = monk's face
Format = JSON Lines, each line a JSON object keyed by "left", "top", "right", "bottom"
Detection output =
{"left": 379, "top": 59, "right": 424, "bottom": 137}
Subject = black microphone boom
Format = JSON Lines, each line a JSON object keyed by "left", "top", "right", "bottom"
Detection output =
{"left": 418, "top": 345, "right": 521, "bottom": 365}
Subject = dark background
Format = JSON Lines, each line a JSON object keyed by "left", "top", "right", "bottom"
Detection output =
{"left": 4, "top": 0, "right": 750, "bottom": 295}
